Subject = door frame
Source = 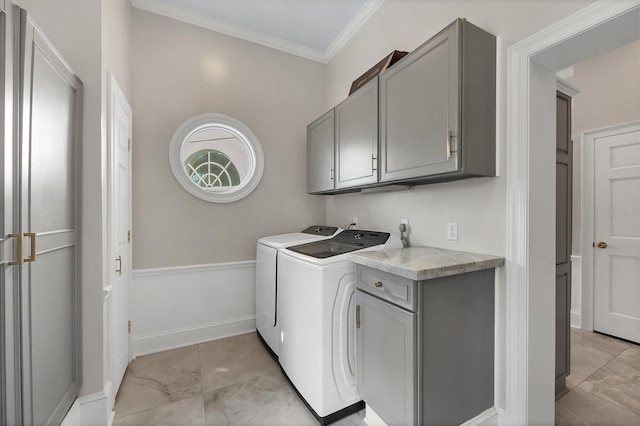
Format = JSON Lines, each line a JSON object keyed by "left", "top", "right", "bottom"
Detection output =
{"left": 581, "top": 120, "right": 640, "bottom": 332}
{"left": 105, "top": 73, "right": 132, "bottom": 411}
{"left": 505, "top": 0, "right": 639, "bottom": 424}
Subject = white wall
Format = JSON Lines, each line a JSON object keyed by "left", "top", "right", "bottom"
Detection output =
{"left": 130, "top": 262, "right": 256, "bottom": 356}
{"left": 569, "top": 40, "right": 640, "bottom": 256}
{"left": 322, "top": 0, "right": 596, "bottom": 412}
{"left": 14, "top": 0, "right": 106, "bottom": 396}
{"left": 103, "top": 0, "right": 132, "bottom": 100}
{"left": 131, "top": 9, "right": 328, "bottom": 269}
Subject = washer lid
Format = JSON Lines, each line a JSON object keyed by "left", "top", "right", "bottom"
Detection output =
{"left": 287, "top": 230, "right": 390, "bottom": 259}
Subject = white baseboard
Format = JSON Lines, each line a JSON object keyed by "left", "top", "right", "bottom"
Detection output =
{"left": 363, "top": 404, "right": 387, "bottom": 426}
{"left": 462, "top": 407, "right": 498, "bottom": 426}
{"left": 132, "top": 315, "right": 256, "bottom": 356}
{"left": 61, "top": 387, "right": 110, "bottom": 426}
{"left": 571, "top": 311, "right": 582, "bottom": 329}
{"left": 571, "top": 255, "right": 582, "bottom": 328}
{"left": 131, "top": 261, "right": 257, "bottom": 357}
{"left": 363, "top": 405, "right": 498, "bottom": 426}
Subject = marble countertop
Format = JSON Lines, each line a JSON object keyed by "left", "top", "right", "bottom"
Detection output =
{"left": 350, "top": 246, "right": 505, "bottom": 281}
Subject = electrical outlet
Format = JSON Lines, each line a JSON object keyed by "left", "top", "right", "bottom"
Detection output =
{"left": 447, "top": 222, "right": 458, "bottom": 241}
{"left": 401, "top": 218, "right": 409, "bottom": 226}
{"left": 350, "top": 217, "right": 358, "bottom": 229}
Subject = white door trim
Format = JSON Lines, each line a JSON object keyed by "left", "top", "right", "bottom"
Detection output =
{"left": 105, "top": 73, "right": 133, "bottom": 412}
{"left": 505, "top": 1, "right": 640, "bottom": 424}
{"left": 581, "top": 120, "right": 640, "bottom": 332}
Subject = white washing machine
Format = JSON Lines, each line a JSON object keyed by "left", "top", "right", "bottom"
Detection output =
{"left": 277, "top": 230, "right": 401, "bottom": 424}
{"left": 255, "top": 226, "right": 340, "bottom": 356}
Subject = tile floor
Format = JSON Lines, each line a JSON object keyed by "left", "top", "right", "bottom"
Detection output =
{"left": 555, "top": 329, "right": 639, "bottom": 425}
{"left": 114, "top": 329, "right": 638, "bottom": 425}
{"left": 113, "top": 332, "right": 365, "bottom": 425}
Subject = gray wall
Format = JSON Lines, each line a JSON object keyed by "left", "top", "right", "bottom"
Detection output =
{"left": 131, "top": 9, "right": 328, "bottom": 269}
{"left": 569, "top": 40, "right": 640, "bottom": 255}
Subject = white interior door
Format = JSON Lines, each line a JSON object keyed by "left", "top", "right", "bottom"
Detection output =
{"left": 109, "top": 75, "right": 132, "bottom": 397}
{"left": 593, "top": 123, "right": 640, "bottom": 343}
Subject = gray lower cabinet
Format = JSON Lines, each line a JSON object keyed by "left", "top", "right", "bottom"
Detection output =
{"left": 335, "top": 77, "right": 378, "bottom": 189}
{"left": 307, "top": 109, "right": 335, "bottom": 194}
{"left": 356, "top": 265, "right": 495, "bottom": 425}
{"left": 356, "top": 290, "right": 416, "bottom": 425}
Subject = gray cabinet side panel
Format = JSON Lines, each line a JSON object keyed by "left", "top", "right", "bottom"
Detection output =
{"left": 460, "top": 20, "right": 496, "bottom": 176}
{"left": 420, "top": 269, "right": 494, "bottom": 425}
{"left": 307, "top": 110, "right": 334, "bottom": 193}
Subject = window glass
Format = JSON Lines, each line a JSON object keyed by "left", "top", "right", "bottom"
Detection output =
{"left": 169, "top": 113, "right": 264, "bottom": 203}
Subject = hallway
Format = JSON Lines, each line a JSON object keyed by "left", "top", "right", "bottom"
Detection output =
{"left": 555, "top": 329, "right": 639, "bottom": 424}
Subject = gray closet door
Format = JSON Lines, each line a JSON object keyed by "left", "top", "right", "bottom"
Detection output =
{"left": 555, "top": 91, "right": 572, "bottom": 398}
{"left": 17, "top": 10, "right": 82, "bottom": 425}
{"left": 1, "top": 3, "right": 19, "bottom": 425}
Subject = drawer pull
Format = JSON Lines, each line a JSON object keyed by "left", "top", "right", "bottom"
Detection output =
{"left": 374, "top": 281, "right": 383, "bottom": 288}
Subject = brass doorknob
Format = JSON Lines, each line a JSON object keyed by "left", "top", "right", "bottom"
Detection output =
{"left": 597, "top": 241, "right": 608, "bottom": 249}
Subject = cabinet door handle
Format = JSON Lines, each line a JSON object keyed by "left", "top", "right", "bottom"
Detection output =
{"left": 8, "top": 233, "right": 24, "bottom": 266}
{"left": 356, "top": 305, "right": 361, "bottom": 329}
{"left": 24, "top": 232, "right": 37, "bottom": 262}
{"left": 371, "top": 154, "right": 377, "bottom": 172}
{"left": 446, "top": 130, "right": 452, "bottom": 159}
{"left": 116, "top": 255, "right": 122, "bottom": 275}
{"left": 374, "top": 281, "right": 383, "bottom": 288}
{"left": 330, "top": 168, "right": 334, "bottom": 181}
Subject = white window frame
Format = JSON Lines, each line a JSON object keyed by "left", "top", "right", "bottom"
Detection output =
{"left": 169, "top": 113, "right": 264, "bottom": 203}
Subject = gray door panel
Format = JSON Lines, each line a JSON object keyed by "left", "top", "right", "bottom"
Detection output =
{"left": 17, "top": 9, "right": 82, "bottom": 425}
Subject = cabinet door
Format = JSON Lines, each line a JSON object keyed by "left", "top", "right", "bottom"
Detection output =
{"left": 356, "top": 290, "right": 416, "bottom": 425}
{"left": 379, "top": 22, "right": 459, "bottom": 182}
{"left": 17, "top": 11, "right": 82, "bottom": 425}
{"left": 307, "top": 109, "right": 335, "bottom": 193}
{"left": 335, "top": 78, "right": 378, "bottom": 189}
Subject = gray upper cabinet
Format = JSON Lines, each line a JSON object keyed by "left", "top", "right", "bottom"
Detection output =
{"left": 380, "top": 24, "right": 458, "bottom": 181}
{"left": 306, "top": 18, "right": 496, "bottom": 194}
{"left": 380, "top": 18, "right": 496, "bottom": 184}
{"left": 307, "top": 109, "right": 335, "bottom": 194}
{"left": 335, "top": 77, "right": 378, "bottom": 189}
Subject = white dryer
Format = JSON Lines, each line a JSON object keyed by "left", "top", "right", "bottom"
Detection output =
{"left": 255, "top": 226, "right": 340, "bottom": 356}
{"left": 277, "top": 230, "right": 400, "bottom": 424}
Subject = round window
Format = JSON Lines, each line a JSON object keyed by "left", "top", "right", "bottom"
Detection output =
{"left": 169, "top": 113, "right": 264, "bottom": 203}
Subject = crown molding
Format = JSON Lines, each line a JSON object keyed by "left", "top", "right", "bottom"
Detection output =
{"left": 131, "top": 0, "right": 384, "bottom": 64}
{"left": 324, "top": 0, "right": 385, "bottom": 62}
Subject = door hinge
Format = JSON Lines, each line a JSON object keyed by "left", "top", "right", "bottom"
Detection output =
{"left": 128, "top": 320, "right": 131, "bottom": 333}
{"left": 128, "top": 230, "right": 131, "bottom": 243}
{"left": 356, "top": 305, "right": 361, "bottom": 329}
{"left": 128, "top": 139, "right": 132, "bottom": 152}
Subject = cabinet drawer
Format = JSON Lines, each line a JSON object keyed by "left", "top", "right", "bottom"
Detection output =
{"left": 356, "top": 265, "right": 417, "bottom": 311}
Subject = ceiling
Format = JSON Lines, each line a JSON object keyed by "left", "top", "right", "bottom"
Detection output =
{"left": 131, "top": 0, "right": 385, "bottom": 63}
